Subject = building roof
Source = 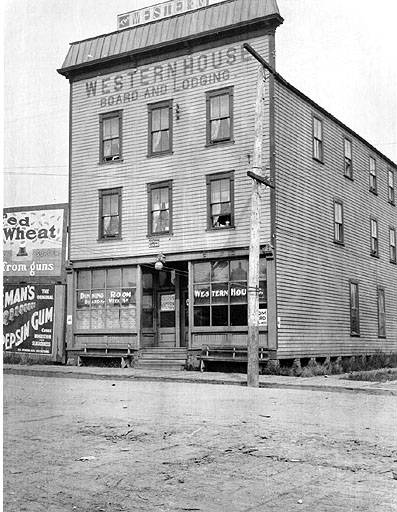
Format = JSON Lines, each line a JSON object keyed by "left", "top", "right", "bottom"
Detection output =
{"left": 58, "top": 0, "right": 282, "bottom": 77}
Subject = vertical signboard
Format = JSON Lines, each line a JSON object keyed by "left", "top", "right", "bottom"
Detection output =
{"left": 3, "top": 284, "right": 55, "bottom": 354}
{"left": 3, "top": 204, "right": 67, "bottom": 282}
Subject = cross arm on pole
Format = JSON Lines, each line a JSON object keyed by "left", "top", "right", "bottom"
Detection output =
{"left": 243, "top": 43, "right": 277, "bottom": 77}
{"left": 247, "top": 170, "right": 275, "bottom": 189}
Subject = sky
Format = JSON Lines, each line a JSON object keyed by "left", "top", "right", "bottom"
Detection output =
{"left": 3, "top": 0, "right": 397, "bottom": 208}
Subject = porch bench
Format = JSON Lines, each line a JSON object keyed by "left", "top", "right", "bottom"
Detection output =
{"left": 198, "top": 345, "right": 269, "bottom": 371}
{"left": 77, "top": 342, "right": 135, "bottom": 368}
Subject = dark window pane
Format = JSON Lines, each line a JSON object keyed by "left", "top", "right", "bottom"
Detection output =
{"left": 212, "top": 305, "right": 228, "bottom": 326}
{"left": 92, "top": 269, "right": 105, "bottom": 289}
{"left": 77, "top": 270, "right": 90, "bottom": 289}
{"left": 107, "top": 268, "right": 121, "bottom": 287}
{"left": 211, "top": 283, "right": 229, "bottom": 304}
{"left": 259, "top": 259, "right": 266, "bottom": 279}
{"left": 230, "top": 260, "right": 248, "bottom": 281}
{"left": 160, "top": 311, "right": 175, "bottom": 328}
{"left": 211, "top": 260, "right": 229, "bottom": 282}
{"left": 194, "top": 284, "right": 210, "bottom": 305}
{"left": 230, "top": 304, "right": 247, "bottom": 326}
{"left": 259, "top": 280, "right": 267, "bottom": 305}
{"left": 229, "top": 282, "right": 247, "bottom": 303}
{"left": 122, "top": 268, "right": 136, "bottom": 287}
{"left": 142, "top": 273, "right": 153, "bottom": 290}
{"left": 194, "top": 306, "right": 210, "bottom": 326}
{"left": 141, "top": 310, "right": 153, "bottom": 328}
{"left": 194, "top": 262, "right": 211, "bottom": 283}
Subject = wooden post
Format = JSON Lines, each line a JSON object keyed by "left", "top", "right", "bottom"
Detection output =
{"left": 247, "top": 62, "right": 265, "bottom": 388}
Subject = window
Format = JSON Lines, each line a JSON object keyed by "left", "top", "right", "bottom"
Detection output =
{"left": 193, "top": 259, "right": 267, "bottom": 327}
{"left": 333, "top": 200, "right": 344, "bottom": 244}
{"left": 349, "top": 281, "right": 360, "bottom": 336}
{"left": 377, "top": 287, "right": 386, "bottom": 338}
{"left": 206, "top": 172, "right": 234, "bottom": 229}
{"left": 99, "top": 188, "right": 121, "bottom": 239}
{"left": 313, "top": 116, "right": 323, "bottom": 162}
{"left": 100, "top": 111, "right": 122, "bottom": 162}
{"left": 370, "top": 218, "right": 379, "bottom": 257}
{"left": 388, "top": 169, "right": 395, "bottom": 205}
{"left": 390, "top": 227, "right": 396, "bottom": 263}
{"left": 344, "top": 138, "right": 353, "bottom": 179}
{"left": 369, "top": 157, "right": 377, "bottom": 193}
{"left": 206, "top": 87, "right": 233, "bottom": 145}
{"left": 147, "top": 180, "right": 172, "bottom": 235}
{"left": 75, "top": 267, "right": 137, "bottom": 331}
{"left": 148, "top": 100, "right": 172, "bottom": 156}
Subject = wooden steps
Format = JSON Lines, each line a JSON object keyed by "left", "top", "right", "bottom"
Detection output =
{"left": 135, "top": 348, "right": 188, "bottom": 371}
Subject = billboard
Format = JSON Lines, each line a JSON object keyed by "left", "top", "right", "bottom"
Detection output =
{"left": 3, "top": 284, "right": 55, "bottom": 354}
{"left": 3, "top": 204, "right": 67, "bottom": 282}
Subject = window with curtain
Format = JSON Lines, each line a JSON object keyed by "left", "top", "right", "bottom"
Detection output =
{"left": 100, "top": 111, "right": 122, "bottom": 162}
{"left": 206, "top": 87, "right": 233, "bottom": 145}
{"left": 99, "top": 188, "right": 121, "bottom": 239}
{"left": 147, "top": 180, "right": 172, "bottom": 235}
{"left": 207, "top": 172, "right": 234, "bottom": 229}
{"left": 148, "top": 100, "right": 172, "bottom": 155}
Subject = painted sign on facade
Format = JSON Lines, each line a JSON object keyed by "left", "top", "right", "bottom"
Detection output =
{"left": 3, "top": 204, "right": 67, "bottom": 280}
{"left": 3, "top": 284, "right": 55, "bottom": 354}
{"left": 117, "top": 0, "right": 226, "bottom": 30}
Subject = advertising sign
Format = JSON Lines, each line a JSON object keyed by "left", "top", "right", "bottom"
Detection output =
{"left": 3, "top": 284, "right": 55, "bottom": 354}
{"left": 3, "top": 204, "right": 67, "bottom": 282}
{"left": 117, "top": 0, "right": 226, "bottom": 30}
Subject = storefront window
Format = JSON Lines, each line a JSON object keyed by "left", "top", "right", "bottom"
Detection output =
{"left": 193, "top": 259, "right": 267, "bottom": 327}
{"left": 75, "top": 267, "right": 137, "bottom": 330}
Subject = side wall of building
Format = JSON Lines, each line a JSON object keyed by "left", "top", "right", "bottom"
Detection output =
{"left": 274, "top": 82, "right": 397, "bottom": 358}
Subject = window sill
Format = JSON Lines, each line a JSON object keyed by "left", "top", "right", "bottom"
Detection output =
{"left": 147, "top": 151, "right": 174, "bottom": 158}
{"left": 370, "top": 252, "right": 379, "bottom": 258}
{"left": 146, "top": 232, "right": 173, "bottom": 238}
{"left": 333, "top": 240, "right": 344, "bottom": 246}
{"left": 369, "top": 189, "right": 378, "bottom": 196}
{"left": 206, "top": 226, "right": 235, "bottom": 232}
{"left": 74, "top": 328, "right": 137, "bottom": 335}
{"left": 98, "top": 158, "right": 124, "bottom": 165}
{"left": 350, "top": 333, "right": 360, "bottom": 338}
{"left": 205, "top": 139, "right": 235, "bottom": 148}
{"left": 97, "top": 236, "right": 123, "bottom": 242}
{"left": 378, "top": 335, "right": 387, "bottom": 339}
{"left": 390, "top": 260, "right": 397, "bottom": 265}
{"left": 313, "top": 157, "right": 324, "bottom": 164}
{"left": 388, "top": 200, "right": 395, "bottom": 207}
{"left": 343, "top": 174, "right": 354, "bottom": 181}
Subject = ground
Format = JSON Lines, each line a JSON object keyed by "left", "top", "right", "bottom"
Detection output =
{"left": 3, "top": 374, "right": 397, "bottom": 512}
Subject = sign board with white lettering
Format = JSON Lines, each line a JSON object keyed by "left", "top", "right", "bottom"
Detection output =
{"left": 3, "top": 204, "right": 68, "bottom": 283}
{"left": 117, "top": 0, "right": 227, "bottom": 30}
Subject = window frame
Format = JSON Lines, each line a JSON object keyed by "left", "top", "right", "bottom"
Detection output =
{"left": 349, "top": 280, "right": 360, "bottom": 337}
{"left": 333, "top": 199, "right": 344, "bottom": 245}
{"left": 343, "top": 137, "right": 353, "bottom": 179}
{"left": 206, "top": 86, "right": 234, "bottom": 146}
{"left": 388, "top": 169, "right": 395, "bottom": 205}
{"left": 312, "top": 115, "right": 324, "bottom": 163}
{"left": 390, "top": 227, "right": 396, "bottom": 263}
{"left": 369, "top": 156, "right": 377, "bottom": 194}
{"left": 377, "top": 287, "right": 386, "bottom": 338}
{"left": 99, "top": 110, "right": 122, "bottom": 164}
{"left": 206, "top": 171, "right": 235, "bottom": 231}
{"left": 147, "top": 99, "right": 173, "bottom": 157}
{"left": 98, "top": 187, "right": 122, "bottom": 240}
{"left": 370, "top": 217, "right": 379, "bottom": 257}
{"left": 147, "top": 180, "right": 173, "bottom": 237}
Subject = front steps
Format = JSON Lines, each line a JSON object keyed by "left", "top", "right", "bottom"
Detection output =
{"left": 135, "top": 348, "right": 188, "bottom": 371}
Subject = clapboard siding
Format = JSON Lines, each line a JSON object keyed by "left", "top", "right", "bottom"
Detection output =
{"left": 69, "top": 35, "right": 272, "bottom": 262}
{"left": 274, "top": 81, "right": 397, "bottom": 358}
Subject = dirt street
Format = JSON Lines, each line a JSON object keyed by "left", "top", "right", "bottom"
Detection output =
{"left": 3, "top": 374, "right": 397, "bottom": 512}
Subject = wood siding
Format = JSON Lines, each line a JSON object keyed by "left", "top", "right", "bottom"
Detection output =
{"left": 69, "top": 35, "right": 272, "bottom": 264}
{"left": 274, "top": 82, "right": 397, "bottom": 358}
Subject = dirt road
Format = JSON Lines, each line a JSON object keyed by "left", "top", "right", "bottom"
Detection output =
{"left": 3, "top": 374, "right": 397, "bottom": 511}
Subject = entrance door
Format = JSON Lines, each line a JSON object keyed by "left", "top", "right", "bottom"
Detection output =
{"left": 156, "top": 290, "right": 176, "bottom": 347}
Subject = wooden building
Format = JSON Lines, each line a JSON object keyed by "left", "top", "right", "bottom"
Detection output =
{"left": 58, "top": 0, "right": 397, "bottom": 368}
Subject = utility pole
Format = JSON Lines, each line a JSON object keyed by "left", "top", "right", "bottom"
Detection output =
{"left": 245, "top": 44, "right": 275, "bottom": 388}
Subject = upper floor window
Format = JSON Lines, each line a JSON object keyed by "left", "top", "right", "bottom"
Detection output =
{"left": 206, "top": 87, "right": 234, "bottom": 145}
{"left": 344, "top": 138, "right": 353, "bottom": 179}
{"left": 99, "top": 188, "right": 121, "bottom": 239}
{"left": 206, "top": 172, "right": 234, "bottom": 229}
{"left": 147, "top": 180, "right": 172, "bottom": 236}
{"left": 349, "top": 280, "right": 360, "bottom": 336}
{"left": 370, "top": 217, "right": 379, "bottom": 257}
{"left": 390, "top": 227, "right": 396, "bottom": 263}
{"left": 313, "top": 117, "right": 323, "bottom": 162}
{"left": 369, "top": 157, "right": 377, "bottom": 194}
{"left": 148, "top": 100, "right": 173, "bottom": 156}
{"left": 100, "top": 111, "right": 122, "bottom": 163}
{"left": 333, "top": 200, "right": 344, "bottom": 244}
{"left": 377, "top": 287, "right": 386, "bottom": 338}
{"left": 388, "top": 169, "right": 395, "bottom": 205}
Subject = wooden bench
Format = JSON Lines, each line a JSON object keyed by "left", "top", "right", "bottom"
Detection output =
{"left": 77, "top": 342, "right": 135, "bottom": 368}
{"left": 198, "top": 345, "right": 269, "bottom": 371}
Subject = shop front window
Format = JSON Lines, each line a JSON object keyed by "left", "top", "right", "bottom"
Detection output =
{"left": 75, "top": 267, "right": 137, "bottom": 330}
{"left": 193, "top": 259, "right": 267, "bottom": 327}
